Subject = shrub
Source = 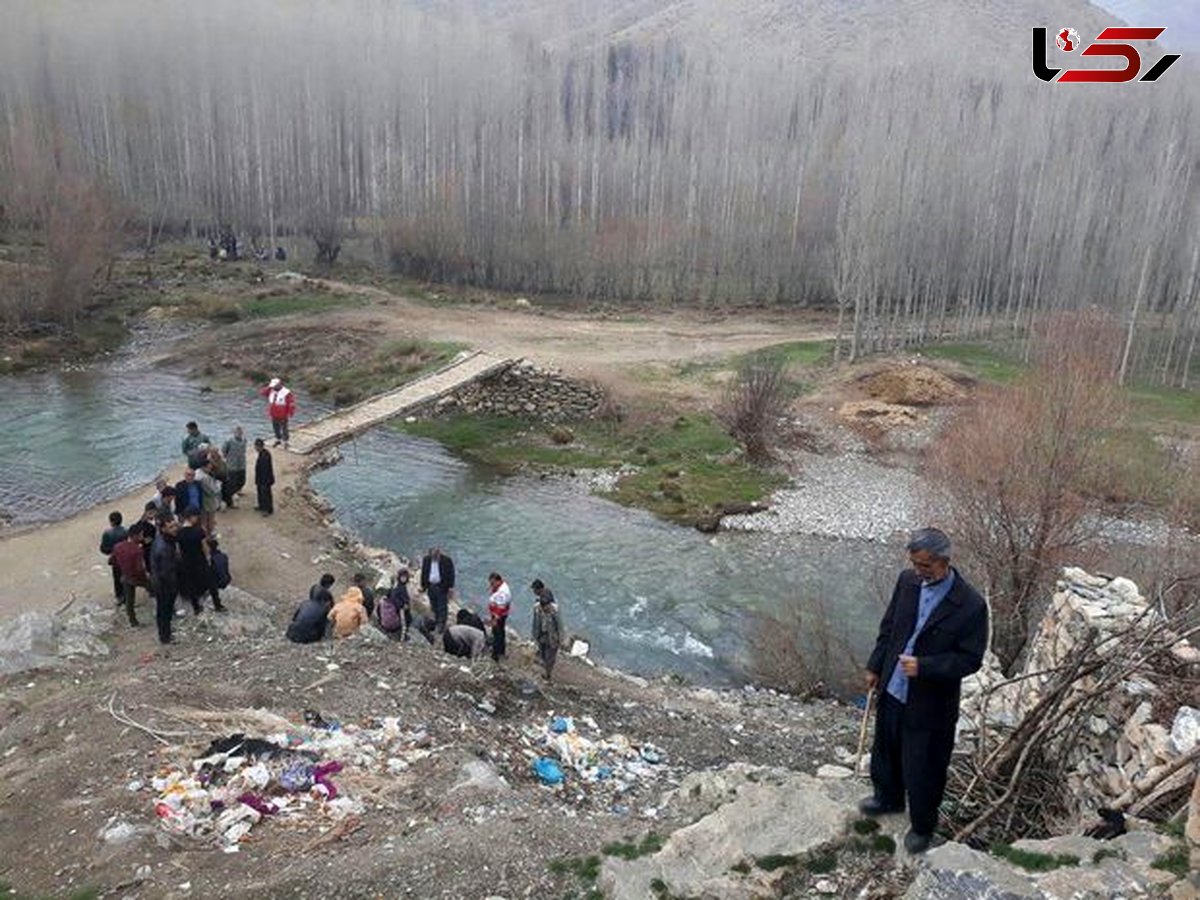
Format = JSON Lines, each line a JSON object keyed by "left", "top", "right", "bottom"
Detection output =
{"left": 718, "top": 357, "right": 789, "bottom": 464}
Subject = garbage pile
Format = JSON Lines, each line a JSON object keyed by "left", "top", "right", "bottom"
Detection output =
{"left": 522, "top": 715, "right": 669, "bottom": 806}
{"left": 150, "top": 711, "right": 433, "bottom": 851}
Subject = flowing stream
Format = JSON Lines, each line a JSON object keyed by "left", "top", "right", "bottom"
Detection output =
{"left": 0, "top": 348, "right": 898, "bottom": 685}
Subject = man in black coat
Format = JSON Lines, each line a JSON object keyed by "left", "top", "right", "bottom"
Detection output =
{"left": 419, "top": 547, "right": 455, "bottom": 633}
{"left": 254, "top": 438, "right": 275, "bottom": 515}
{"left": 860, "top": 527, "right": 988, "bottom": 854}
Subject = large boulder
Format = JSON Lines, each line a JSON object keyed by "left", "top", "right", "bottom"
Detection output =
{"left": 0, "top": 604, "right": 111, "bottom": 675}
{"left": 599, "top": 769, "right": 858, "bottom": 900}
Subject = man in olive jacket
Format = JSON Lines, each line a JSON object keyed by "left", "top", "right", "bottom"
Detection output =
{"left": 860, "top": 527, "right": 988, "bottom": 854}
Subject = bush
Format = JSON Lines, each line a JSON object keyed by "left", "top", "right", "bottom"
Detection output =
{"left": 718, "top": 357, "right": 789, "bottom": 464}
{"left": 928, "top": 312, "right": 1127, "bottom": 670}
{"left": 745, "top": 594, "right": 854, "bottom": 697}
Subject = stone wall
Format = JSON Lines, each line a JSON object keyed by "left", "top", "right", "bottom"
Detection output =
{"left": 959, "top": 567, "right": 1199, "bottom": 817}
{"left": 423, "top": 359, "right": 606, "bottom": 421}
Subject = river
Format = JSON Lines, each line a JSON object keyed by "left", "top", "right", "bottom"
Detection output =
{"left": 0, "top": 350, "right": 897, "bottom": 686}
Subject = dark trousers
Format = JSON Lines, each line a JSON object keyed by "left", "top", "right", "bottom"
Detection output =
{"left": 153, "top": 576, "right": 178, "bottom": 644}
{"left": 491, "top": 615, "right": 508, "bottom": 661}
{"left": 110, "top": 564, "right": 123, "bottom": 600}
{"left": 223, "top": 469, "right": 246, "bottom": 506}
{"left": 538, "top": 642, "right": 558, "bottom": 679}
{"left": 272, "top": 418, "right": 289, "bottom": 442}
{"left": 121, "top": 581, "right": 140, "bottom": 626}
{"left": 870, "top": 693, "right": 956, "bottom": 836}
{"left": 427, "top": 585, "right": 449, "bottom": 631}
{"left": 256, "top": 483, "right": 273, "bottom": 514}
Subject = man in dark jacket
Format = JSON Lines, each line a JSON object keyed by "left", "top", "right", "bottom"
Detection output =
{"left": 99, "top": 511, "right": 127, "bottom": 601}
{"left": 174, "top": 470, "right": 203, "bottom": 518}
{"left": 287, "top": 574, "right": 336, "bottom": 643}
{"left": 860, "top": 527, "right": 988, "bottom": 854}
{"left": 352, "top": 573, "right": 376, "bottom": 618}
{"left": 419, "top": 547, "right": 455, "bottom": 633}
{"left": 149, "top": 515, "right": 181, "bottom": 645}
{"left": 254, "top": 438, "right": 275, "bottom": 515}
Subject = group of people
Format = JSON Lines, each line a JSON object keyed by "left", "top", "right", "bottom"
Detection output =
{"left": 286, "top": 549, "right": 565, "bottom": 681}
{"left": 100, "top": 505, "right": 232, "bottom": 643}
{"left": 97, "top": 377, "right": 297, "bottom": 644}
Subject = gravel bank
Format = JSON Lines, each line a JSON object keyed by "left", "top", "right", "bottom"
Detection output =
{"left": 722, "top": 453, "right": 922, "bottom": 542}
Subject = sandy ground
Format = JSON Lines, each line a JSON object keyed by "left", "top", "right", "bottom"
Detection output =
{"left": 0, "top": 451, "right": 325, "bottom": 624}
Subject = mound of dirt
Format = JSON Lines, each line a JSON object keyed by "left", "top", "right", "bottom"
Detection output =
{"left": 837, "top": 400, "right": 920, "bottom": 428}
{"left": 861, "top": 365, "right": 965, "bottom": 407}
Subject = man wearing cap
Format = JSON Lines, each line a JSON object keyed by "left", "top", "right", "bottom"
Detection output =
{"left": 859, "top": 527, "right": 988, "bottom": 854}
{"left": 260, "top": 377, "right": 296, "bottom": 449}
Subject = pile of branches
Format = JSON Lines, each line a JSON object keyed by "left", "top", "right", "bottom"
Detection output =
{"left": 944, "top": 607, "right": 1200, "bottom": 848}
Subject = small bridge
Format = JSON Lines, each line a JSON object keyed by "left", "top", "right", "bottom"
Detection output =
{"left": 288, "top": 350, "right": 514, "bottom": 455}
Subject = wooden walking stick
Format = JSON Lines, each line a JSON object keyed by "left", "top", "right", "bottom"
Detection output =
{"left": 854, "top": 687, "right": 876, "bottom": 775}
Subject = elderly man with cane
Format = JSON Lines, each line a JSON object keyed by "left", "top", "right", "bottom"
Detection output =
{"left": 858, "top": 527, "right": 988, "bottom": 854}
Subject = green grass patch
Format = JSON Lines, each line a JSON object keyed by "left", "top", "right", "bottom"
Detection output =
{"left": 991, "top": 843, "right": 1081, "bottom": 872}
{"left": 1092, "top": 848, "right": 1124, "bottom": 864}
{"left": 1128, "top": 383, "right": 1200, "bottom": 425}
{"left": 1150, "top": 844, "right": 1189, "bottom": 878}
{"left": 756, "top": 853, "right": 802, "bottom": 872}
{"left": 240, "top": 288, "right": 368, "bottom": 320}
{"left": 738, "top": 339, "right": 835, "bottom": 369}
{"left": 603, "top": 833, "right": 664, "bottom": 860}
{"left": 549, "top": 854, "right": 602, "bottom": 883}
{"left": 920, "top": 342, "right": 1026, "bottom": 383}
{"left": 801, "top": 852, "right": 837, "bottom": 874}
{"left": 1158, "top": 819, "right": 1186, "bottom": 839}
{"left": 398, "top": 412, "right": 784, "bottom": 527}
{"left": 851, "top": 818, "right": 881, "bottom": 835}
{"left": 306, "top": 339, "right": 465, "bottom": 406}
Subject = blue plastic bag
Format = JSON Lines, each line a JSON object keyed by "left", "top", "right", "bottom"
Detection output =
{"left": 533, "top": 756, "right": 564, "bottom": 785}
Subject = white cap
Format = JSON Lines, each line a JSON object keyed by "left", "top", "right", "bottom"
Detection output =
{"left": 269, "top": 377, "right": 281, "bottom": 388}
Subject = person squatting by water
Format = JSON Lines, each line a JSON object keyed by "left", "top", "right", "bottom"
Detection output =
{"left": 859, "top": 527, "right": 988, "bottom": 855}
{"left": 287, "top": 574, "right": 336, "bottom": 644}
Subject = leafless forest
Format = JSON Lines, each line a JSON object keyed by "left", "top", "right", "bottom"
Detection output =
{"left": 1, "top": 0, "right": 1197, "bottom": 383}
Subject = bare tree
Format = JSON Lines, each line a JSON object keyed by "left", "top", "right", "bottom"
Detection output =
{"left": 928, "top": 313, "right": 1127, "bottom": 670}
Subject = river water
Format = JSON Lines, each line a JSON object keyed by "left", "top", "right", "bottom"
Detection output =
{"left": 0, "top": 351, "right": 898, "bottom": 686}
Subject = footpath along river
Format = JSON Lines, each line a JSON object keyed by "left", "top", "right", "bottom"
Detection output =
{"left": 0, "top": 346, "right": 899, "bottom": 686}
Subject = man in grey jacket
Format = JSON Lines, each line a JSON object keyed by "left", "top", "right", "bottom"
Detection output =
{"left": 221, "top": 426, "right": 247, "bottom": 507}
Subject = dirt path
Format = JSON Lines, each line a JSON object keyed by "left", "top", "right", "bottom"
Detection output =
{"left": 303, "top": 275, "right": 835, "bottom": 376}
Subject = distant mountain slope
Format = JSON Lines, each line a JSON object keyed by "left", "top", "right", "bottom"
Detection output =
{"left": 424, "top": 0, "right": 1122, "bottom": 66}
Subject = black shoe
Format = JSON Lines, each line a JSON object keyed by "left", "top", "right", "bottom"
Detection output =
{"left": 904, "top": 830, "right": 933, "bottom": 854}
{"left": 128, "top": 619, "right": 141, "bottom": 628}
{"left": 214, "top": 604, "right": 227, "bottom": 613}
{"left": 858, "top": 797, "right": 904, "bottom": 817}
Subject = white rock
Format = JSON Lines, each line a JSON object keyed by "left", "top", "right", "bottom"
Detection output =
{"left": 816, "top": 764, "right": 854, "bottom": 779}
{"left": 1171, "top": 706, "right": 1200, "bottom": 754}
{"left": 815, "top": 879, "right": 837, "bottom": 894}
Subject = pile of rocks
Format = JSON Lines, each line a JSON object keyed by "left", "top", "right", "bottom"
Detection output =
{"left": 959, "top": 567, "right": 1199, "bottom": 817}
{"left": 428, "top": 359, "right": 606, "bottom": 421}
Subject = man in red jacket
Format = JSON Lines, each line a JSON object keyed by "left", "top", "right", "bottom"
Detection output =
{"left": 260, "top": 377, "right": 296, "bottom": 449}
{"left": 110, "top": 531, "right": 149, "bottom": 627}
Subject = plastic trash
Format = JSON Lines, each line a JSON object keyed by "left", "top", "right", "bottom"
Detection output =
{"left": 533, "top": 757, "right": 564, "bottom": 785}
{"left": 551, "top": 716, "right": 573, "bottom": 734}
